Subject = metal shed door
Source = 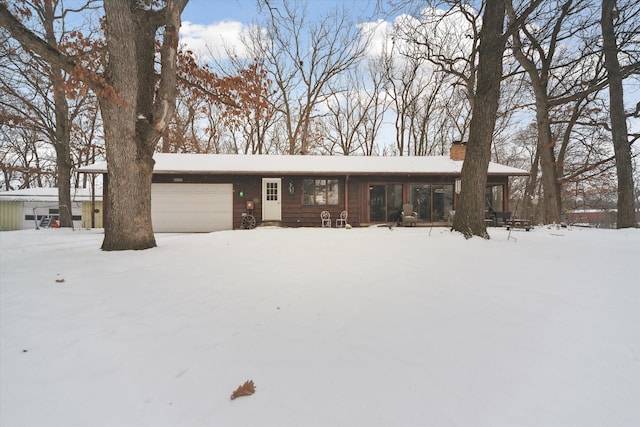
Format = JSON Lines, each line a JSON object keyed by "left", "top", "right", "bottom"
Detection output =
{"left": 151, "top": 183, "right": 233, "bottom": 232}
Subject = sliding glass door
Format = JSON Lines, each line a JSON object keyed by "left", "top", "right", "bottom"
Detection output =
{"left": 410, "top": 185, "right": 431, "bottom": 221}
{"left": 370, "top": 183, "right": 454, "bottom": 223}
{"left": 409, "top": 184, "right": 454, "bottom": 222}
{"left": 432, "top": 185, "right": 454, "bottom": 222}
{"left": 369, "top": 184, "right": 403, "bottom": 222}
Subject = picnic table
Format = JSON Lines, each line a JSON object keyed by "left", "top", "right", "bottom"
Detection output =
{"left": 485, "top": 211, "right": 512, "bottom": 227}
{"left": 505, "top": 218, "right": 532, "bottom": 231}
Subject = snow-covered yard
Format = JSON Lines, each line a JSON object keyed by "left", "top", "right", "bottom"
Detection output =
{"left": 1, "top": 226, "right": 639, "bottom": 427}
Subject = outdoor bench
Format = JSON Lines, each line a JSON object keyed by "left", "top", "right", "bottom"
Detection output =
{"left": 505, "top": 219, "right": 532, "bottom": 231}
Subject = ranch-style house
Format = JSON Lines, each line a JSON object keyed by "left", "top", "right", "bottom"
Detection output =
{"left": 80, "top": 144, "right": 528, "bottom": 232}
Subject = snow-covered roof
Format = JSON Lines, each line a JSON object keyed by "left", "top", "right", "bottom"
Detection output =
{"left": 0, "top": 187, "right": 102, "bottom": 202}
{"left": 79, "top": 154, "right": 529, "bottom": 176}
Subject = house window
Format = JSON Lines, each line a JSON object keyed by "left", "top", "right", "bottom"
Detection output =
{"left": 302, "top": 179, "right": 339, "bottom": 205}
{"left": 432, "top": 184, "right": 454, "bottom": 222}
{"left": 485, "top": 184, "right": 504, "bottom": 211}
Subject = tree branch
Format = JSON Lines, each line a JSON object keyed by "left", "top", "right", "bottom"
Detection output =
{"left": 0, "top": 3, "right": 110, "bottom": 98}
{"left": 558, "top": 155, "right": 615, "bottom": 184}
{"left": 0, "top": 3, "right": 76, "bottom": 73}
{"left": 549, "top": 61, "right": 640, "bottom": 107}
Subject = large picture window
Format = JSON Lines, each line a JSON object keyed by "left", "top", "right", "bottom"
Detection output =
{"left": 302, "top": 179, "right": 339, "bottom": 205}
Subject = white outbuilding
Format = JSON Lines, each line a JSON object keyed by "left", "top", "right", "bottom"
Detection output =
{"left": 0, "top": 187, "right": 102, "bottom": 231}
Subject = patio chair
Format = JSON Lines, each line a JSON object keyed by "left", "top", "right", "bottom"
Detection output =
{"left": 485, "top": 209, "right": 497, "bottom": 226}
{"left": 321, "top": 210, "right": 331, "bottom": 227}
{"left": 335, "top": 210, "right": 348, "bottom": 228}
{"left": 401, "top": 203, "right": 418, "bottom": 227}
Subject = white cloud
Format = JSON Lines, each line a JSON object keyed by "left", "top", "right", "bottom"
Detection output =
{"left": 357, "top": 19, "right": 393, "bottom": 58}
{"left": 180, "top": 20, "right": 251, "bottom": 61}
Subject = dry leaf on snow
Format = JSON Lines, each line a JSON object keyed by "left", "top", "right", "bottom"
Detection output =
{"left": 230, "top": 380, "right": 256, "bottom": 400}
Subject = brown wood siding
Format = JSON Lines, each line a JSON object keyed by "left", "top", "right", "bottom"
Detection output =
{"left": 347, "top": 176, "right": 361, "bottom": 226}
{"left": 234, "top": 176, "right": 262, "bottom": 229}
{"left": 147, "top": 173, "right": 512, "bottom": 229}
{"left": 281, "top": 176, "right": 346, "bottom": 228}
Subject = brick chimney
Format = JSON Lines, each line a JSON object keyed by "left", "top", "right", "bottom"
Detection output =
{"left": 450, "top": 141, "right": 466, "bottom": 161}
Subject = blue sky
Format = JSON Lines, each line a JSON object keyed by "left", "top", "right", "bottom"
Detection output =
{"left": 181, "top": 0, "right": 380, "bottom": 25}
{"left": 177, "top": 0, "right": 638, "bottom": 135}
{"left": 182, "top": 0, "right": 263, "bottom": 24}
{"left": 179, "top": 0, "right": 385, "bottom": 60}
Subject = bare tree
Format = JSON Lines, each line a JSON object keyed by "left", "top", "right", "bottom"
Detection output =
{"left": 324, "top": 59, "right": 390, "bottom": 156}
{"left": 0, "top": 0, "right": 101, "bottom": 226}
{"left": 391, "top": 6, "right": 477, "bottom": 150}
{"left": 553, "top": 93, "right": 618, "bottom": 215}
{"left": 409, "top": 4, "right": 481, "bottom": 113}
{"left": 391, "top": 2, "right": 529, "bottom": 161}
{"left": 254, "top": 0, "right": 369, "bottom": 154}
{"left": 73, "top": 99, "right": 104, "bottom": 188}
{"left": 452, "top": 0, "right": 507, "bottom": 238}
{"left": 601, "top": 0, "right": 637, "bottom": 228}
{"left": 507, "top": 0, "right": 606, "bottom": 224}
{"left": 381, "top": 36, "right": 424, "bottom": 155}
{"left": 167, "top": 47, "right": 276, "bottom": 155}
{"left": 504, "top": 0, "right": 639, "bottom": 225}
{"left": 1, "top": 0, "right": 188, "bottom": 250}
{"left": 0, "top": 115, "right": 55, "bottom": 189}
{"left": 42, "top": 0, "right": 72, "bottom": 226}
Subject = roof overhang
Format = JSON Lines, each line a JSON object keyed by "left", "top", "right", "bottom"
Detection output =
{"left": 78, "top": 154, "right": 530, "bottom": 177}
{"left": 0, "top": 187, "right": 102, "bottom": 202}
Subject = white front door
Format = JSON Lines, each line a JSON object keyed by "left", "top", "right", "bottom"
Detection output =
{"left": 262, "top": 178, "right": 282, "bottom": 221}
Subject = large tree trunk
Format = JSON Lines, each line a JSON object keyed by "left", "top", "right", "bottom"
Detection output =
{"left": 535, "top": 101, "right": 562, "bottom": 223}
{"left": 452, "top": 0, "right": 506, "bottom": 239}
{"left": 54, "top": 101, "right": 73, "bottom": 228}
{"left": 99, "top": 0, "right": 185, "bottom": 250}
{"left": 0, "top": 1, "right": 185, "bottom": 248}
{"left": 43, "top": 1, "right": 73, "bottom": 228}
{"left": 100, "top": 1, "right": 155, "bottom": 250}
{"left": 601, "top": 1, "right": 636, "bottom": 228}
{"left": 99, "top": 101, "right": 156, "bottom": 250}
{"left": 521, "top": 146, "right": 540, "bottom": 220}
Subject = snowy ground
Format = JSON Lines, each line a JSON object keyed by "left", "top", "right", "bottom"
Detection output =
{"left": 1, "top": 225, "right": 639, "bottom": 427}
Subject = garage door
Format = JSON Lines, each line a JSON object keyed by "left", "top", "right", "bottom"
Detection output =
{"left": 151, "top": 183, "right": 233, "bottom": 232}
